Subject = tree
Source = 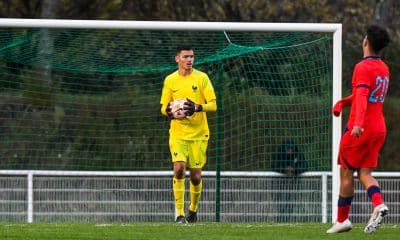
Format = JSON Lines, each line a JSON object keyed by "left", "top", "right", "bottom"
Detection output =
{"left": 373, "top": 0, "right": 393, "bottom": 25}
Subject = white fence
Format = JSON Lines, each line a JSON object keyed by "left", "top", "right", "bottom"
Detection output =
{"left": 0, "top": 170, "right": 398, "bottom": 223}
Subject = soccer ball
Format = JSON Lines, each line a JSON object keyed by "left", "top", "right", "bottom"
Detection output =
{"left": 170, "top": 99, "right": 187, "bottom": 119}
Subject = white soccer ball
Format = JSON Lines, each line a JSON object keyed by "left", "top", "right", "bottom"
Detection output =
{"left": 170, "top": 99, "right": 187, "bottom": 119}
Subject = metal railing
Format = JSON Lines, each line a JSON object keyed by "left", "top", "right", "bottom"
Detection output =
{"left": 0, "top": 170, "right": 398, "bottom": 223}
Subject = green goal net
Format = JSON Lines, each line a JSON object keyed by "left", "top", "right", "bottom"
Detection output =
{"left": 0, "top": 20, "right": 341, "bottom": 223}
{"left": 0, "top": 24, "right": 334, "bottom": 172}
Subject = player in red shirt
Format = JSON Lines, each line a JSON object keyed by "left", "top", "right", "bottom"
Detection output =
{"left": 327, "top": 25, "right": 390, "bottom": 234}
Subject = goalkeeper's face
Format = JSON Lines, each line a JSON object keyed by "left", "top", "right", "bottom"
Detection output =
{"left": 176, "top": 50, "right": 194, "bottom": 71}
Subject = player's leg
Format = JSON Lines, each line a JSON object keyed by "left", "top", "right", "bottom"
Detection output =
{"left": 327, "top": 167, "right": 354, "bottom": 233}
{"left": 358, "top": 133, "right": 388, "bottom": 233}
{"left": 170, "top": 137, "right": 188, "bottom": 223}
{"left": 186, "top": 140, "right": 208, "bottom": 223}
{"left": 338, "top": 167, "right": 355, "bottom": 222}
{"left": 173, "top": 161, "right": 186, "bottom": 222}
{"left": 358, "top": 168, "right": 384, "bottom": 207}
{"left": 360, "top": 169, "right": 388, "bottom": 233}
{"left": 187, "top": 168, "right": 202, "bottom": 223}
{"left": 327, "top": 132, "right": 355, "bottom": 233}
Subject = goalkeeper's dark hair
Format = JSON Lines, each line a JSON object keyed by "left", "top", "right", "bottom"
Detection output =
{"left": 366, "top": 25, "right": 390, "bottom": 54}
{"left": 176, "top": 45, "right": 193, "bottom": 55}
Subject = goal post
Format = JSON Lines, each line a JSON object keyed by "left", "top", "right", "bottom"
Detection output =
{"left": 331, "top": 27, "right": 342, "bottom": 224}
{"left": 0, "top": 19, "right": 341, "bottom": 223}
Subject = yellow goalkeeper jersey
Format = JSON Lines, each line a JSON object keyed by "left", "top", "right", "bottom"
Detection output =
{"left": 160, "top": 68, "right": 216, "bottom": 140}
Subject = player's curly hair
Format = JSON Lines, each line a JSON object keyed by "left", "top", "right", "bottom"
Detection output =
{"left": 366, "top": 25, "right": 390, "bottom": 54}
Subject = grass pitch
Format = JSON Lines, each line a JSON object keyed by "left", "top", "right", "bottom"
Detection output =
{"left": 1, "top": 222, "right": 398, "bottom": 240}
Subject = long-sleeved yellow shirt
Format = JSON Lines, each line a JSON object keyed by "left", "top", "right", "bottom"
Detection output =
{"left": 160, "top": 68, "right": 217, "bottom": 140}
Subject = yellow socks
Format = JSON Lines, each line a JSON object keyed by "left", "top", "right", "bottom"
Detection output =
{"left": 173, "top": 177, "right": 185, "bottom": 217}
{"left": 174, "top": 178, "right": 203, "bottom": 216}
{"left": 189, "top": 180, "right": 202, "bottom": 213}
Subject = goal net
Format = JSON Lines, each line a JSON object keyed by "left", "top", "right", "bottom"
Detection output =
{"left": 0, "top": 20, "right": 341, "bottom": 223}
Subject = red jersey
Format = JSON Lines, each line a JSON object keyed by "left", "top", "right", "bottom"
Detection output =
{"left": 347, "top": 56, "right": 389, "bottom": 133}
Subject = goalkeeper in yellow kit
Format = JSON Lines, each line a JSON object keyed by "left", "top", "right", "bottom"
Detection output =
{"left": 160, "top": 45, "right": 217, "bottom": 223}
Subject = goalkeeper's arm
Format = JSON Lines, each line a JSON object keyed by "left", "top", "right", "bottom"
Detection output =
{"left": 197, "top": 99, "right": 217, "bottom": 112}
{"left": 184, "top": 99, "right": 217, "bottom": 116}
{"left": 160, "top": 102, "right": 173, "bottom": 119}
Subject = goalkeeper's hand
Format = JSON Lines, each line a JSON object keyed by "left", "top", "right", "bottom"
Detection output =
{"left": 165, "top": 102, "right": 174, "bottom": 119}
{"left": 332, "top": 101, "right": 342, "bottom": 117}
{"left": 183, "top": 98, "right": 202, "bottom": 117}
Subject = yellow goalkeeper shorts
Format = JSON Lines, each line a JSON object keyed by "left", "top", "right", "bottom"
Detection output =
{"left": 169, "top": 137, "right": 208, "bottom": 169}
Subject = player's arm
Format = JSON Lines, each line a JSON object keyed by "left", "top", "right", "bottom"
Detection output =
{"left": 183, "top": 98, "right": 216, "bottom": 116}
{"left": 160, "top": 102, "right": 173, "bottom": 119}
{"left": 197, "top": 74, "right": 217, "bottom": 112}
{"left": 160, "top": 98, "right": 173, "bottom": 118}
{"left": 196, "top": 99, "right": 217, "bottom": 112}
{"left": 339, "top": 94, "right": 354, "bottom": 107}
{"left": 332, "top": 94, "right": 353, "bottom": 116}
{"left": 351, "top": 85, "right": 369, "bottom": 137}
{"left": 332, "top": 64, "right": 367, "bottom": 117}
{"left": 351, "top": 64, "right": 370, "bottom": 138}
{"left": 160, "top": 79, "right": 173, "bottom": 119}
